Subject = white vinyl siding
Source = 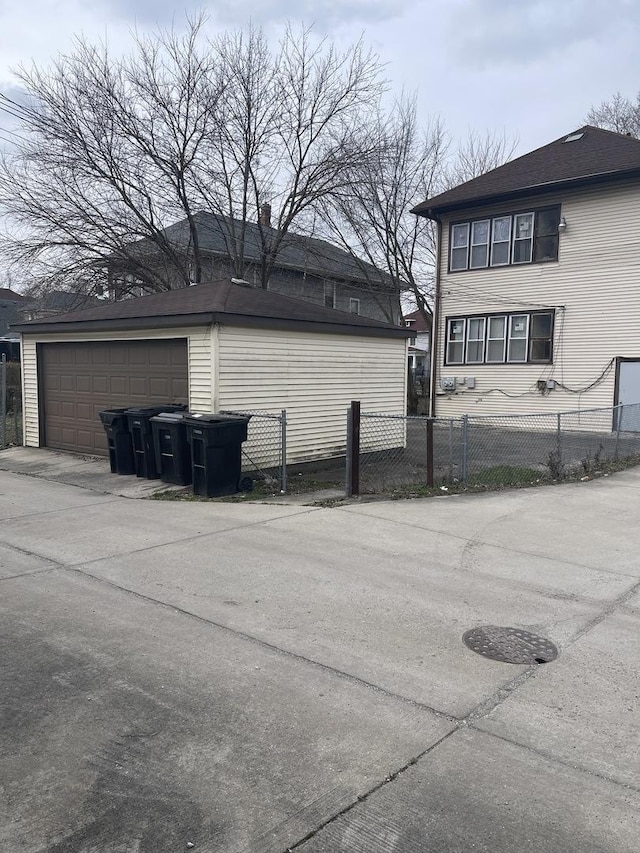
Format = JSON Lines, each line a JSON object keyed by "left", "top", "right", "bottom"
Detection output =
{"left": 217, "top": 326, "right": 407, "bottom": 464}
{"left": 434, "top": 180, "right": 640, "bottom": 416}
{"left": 20, "top": 337, "right": 39, "bottom": 447}
{"left": 20, "top": 326, "right": 212, "bottom": 448}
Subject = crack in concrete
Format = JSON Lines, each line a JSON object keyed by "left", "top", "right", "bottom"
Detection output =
{"left": 340, "top": 505, "right": 640, "bottom": 581}
{"left": 0, "top": 497, "right": 121, "bottom": 523}
{"left": 472, "top": 727, "right": 640, "bottom": 795}
{"left": 276, "top": 571, "right": 640, "bottom": 851}
{"left": 283, "top": 728, "right": 459, "bottom": 852}
{"left": 64, "top": 564, "right": 455, "bottom": 723}
{"left": 0, "top": 567, "right": 57, "bottom": 582}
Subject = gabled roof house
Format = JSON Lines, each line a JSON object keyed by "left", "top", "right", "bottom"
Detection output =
{"left": 412, "top": 125, "right": 640, "bottom": 422}
{"left": 110, "top": 210, "right": 401, "bottom": 325}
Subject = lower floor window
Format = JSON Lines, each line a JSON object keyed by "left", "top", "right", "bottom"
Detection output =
{"left": 446, "top": 311, "right": 554, "bottom": 365}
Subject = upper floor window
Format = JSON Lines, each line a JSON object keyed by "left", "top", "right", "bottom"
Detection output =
{"left": 449, "top": 206, "right": 560, "bottom": 272}
{"left": 324, "top": 282, "right": 336, "bottom": 309}
{"left": 349, "top": 298, "right": 360, "bottom": 315}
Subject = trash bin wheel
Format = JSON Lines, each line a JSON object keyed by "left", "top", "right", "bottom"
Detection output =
{"left": 239, "top": 475, "right": 253, "bottom": 492}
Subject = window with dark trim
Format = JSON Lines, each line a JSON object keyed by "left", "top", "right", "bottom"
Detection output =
{"left": 449, "top": 206, "right": 560, "bottom": 272}
{"left": 445, "top": 311, "right": 554, "bottom": 365}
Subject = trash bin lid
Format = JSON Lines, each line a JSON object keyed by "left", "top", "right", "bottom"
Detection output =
{"left": 150, "top": 411, "right": 188, "bottom": 424}
{"left": 99, "top": 409, "right": 130, "bottom": 425}
{"left": 126, "top": 404, "right": 187, "bottom": 418}
{"left": 184, "top": 412, "right": 249, "bottom": 426}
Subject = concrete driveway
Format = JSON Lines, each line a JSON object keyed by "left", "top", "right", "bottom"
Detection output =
{"left": 1, "top": 456, "right": 639, "bottom": 852}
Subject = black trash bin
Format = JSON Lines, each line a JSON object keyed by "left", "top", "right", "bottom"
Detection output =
{"left": 126, "top": 404, "right": 187, "bottom": 479}
{"left": 99, "top": 408, "right": 135, "bottom": 475}
{"left": 151, "top": 411, "right": 192, "bottom": 486}
{"left": 185, "top": 413, "right": 249, "bottom": 497}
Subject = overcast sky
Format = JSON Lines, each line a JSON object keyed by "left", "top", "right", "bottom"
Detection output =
{"left": 1, "top": 0, "right": 639, "bottom": 158}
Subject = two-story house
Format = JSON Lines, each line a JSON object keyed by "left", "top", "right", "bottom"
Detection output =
{"left": 404, "top": 307, "right": 433, "bottom": 381}
{"left": 108, "top": 209, "right": 402, "bottom": 325}
{"left": 412, "top": 126, "right": 640, "bottom": 422}
{"left": 0, "top": 288, "right": 24, "bottom": 360}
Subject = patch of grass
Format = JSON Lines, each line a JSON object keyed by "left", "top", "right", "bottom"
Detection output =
{"left": 468, "top": 465, "right": 544, "bottom": 486}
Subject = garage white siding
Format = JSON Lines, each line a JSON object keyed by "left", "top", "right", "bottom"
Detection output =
{"left": 20, "top": 336, "right": 39, "bottom": 448}
{"left": 434, "top": 180, "right": 640, "bottom": 418}
{"left": 217, "top": 325, "right": 407, "bottom": 463}
{"left": 21, "top": 326, "right": 212, "bottom": 448}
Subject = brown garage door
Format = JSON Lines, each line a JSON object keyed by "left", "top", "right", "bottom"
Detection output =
{"left": 40, "top": 339, "right": 189, "bottom": 455}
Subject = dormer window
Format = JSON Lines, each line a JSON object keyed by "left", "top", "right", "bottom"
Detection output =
{"left": 449, "top": 206, "right": 561, "bottom": 272}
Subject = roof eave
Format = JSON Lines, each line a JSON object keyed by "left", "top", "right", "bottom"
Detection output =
{"left": 12, "top": 313, "right": 215, "bottom": 335}
{"left": 15, "top": 310, "right": 410, "bottom": 339}
{"left": 412, "top": 167, "right": 640, "bottom": 219}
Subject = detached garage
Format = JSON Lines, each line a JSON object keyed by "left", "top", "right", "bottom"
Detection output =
{"left": 16, "top": 279, "right": 409, "bottom": 464}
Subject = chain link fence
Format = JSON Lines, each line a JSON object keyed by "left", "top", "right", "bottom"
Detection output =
{"left": 355, "top": 404, "right": 640, "bottom": 494}
{"left": 1, "top": 354, "right": 23, "bottom": 451}
{"left": 222, "top": 409, "right": 287, "bottom": 493}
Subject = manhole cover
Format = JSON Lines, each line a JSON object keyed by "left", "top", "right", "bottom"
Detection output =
{"left": 462, "top": 625, "right": 558, "bottom": 664}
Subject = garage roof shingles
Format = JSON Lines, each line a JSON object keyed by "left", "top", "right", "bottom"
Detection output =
{"left": 412, "top": 125, "right": 640, "bottom": 217}
{"left": 14, "top": 278, "right": 409, "bottom": 338}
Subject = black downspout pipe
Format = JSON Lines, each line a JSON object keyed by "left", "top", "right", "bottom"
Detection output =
{"left": 429, "top": 216, "right": 442, "bottom": 418}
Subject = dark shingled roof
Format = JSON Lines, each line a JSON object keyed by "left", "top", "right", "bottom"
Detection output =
{"left": 412, "top": 125, "right": 640, "bottom": 218}
{"left": 157, "top": 211, "right": 397, "bottom": 288}
{"left": 0, "top": 288, "right": 26, "bottom": 303}
{"left": 13, "top": 278, "right": 409, "bottom": 338}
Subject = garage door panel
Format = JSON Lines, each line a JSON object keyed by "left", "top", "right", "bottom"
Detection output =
{"left": 128, "top": 347, "right": 148, "bottom": 366}
{"left": 129, "top": 377, "right": 147, "bottom": 396}
{"left": 76, "top": 403, "right": 93, "bottom": 420}
{"left": 40, "top": 339, "right": 189, "bottom": 455}
{"left": 109, "top": 376, "right": 128, "bottom": 395}
{"left": 90, "top": 347, "right": 108, "bottom": 365}
{"left": 172, "top": 377, "right": 189, "bottom": 398}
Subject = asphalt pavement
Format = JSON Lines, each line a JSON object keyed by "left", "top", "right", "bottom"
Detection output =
{"left": 1, "top": 449, "right": 639, "bottom": 852}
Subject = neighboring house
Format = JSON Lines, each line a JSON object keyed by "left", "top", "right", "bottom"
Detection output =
{"left": 412, "top": 125, "right": 640, "bottom": 420}
{"left": 404, "top": 308, "right": 432, "bottom": 381}
{"left": 18, "top": 291, "right": 101, "bottom": 322}
{"left": 108, "top": 209, "right": 402, "bottom": 325}
{"left": 0, "top": 288, "right": 25, "bottom": 360}
{"left": 15, "top": 278, "right": 409, "bottom": 463}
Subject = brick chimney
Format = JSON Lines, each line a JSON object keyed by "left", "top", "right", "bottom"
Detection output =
{"left": 258, "top": 203, "right": 272, "bottom": 227}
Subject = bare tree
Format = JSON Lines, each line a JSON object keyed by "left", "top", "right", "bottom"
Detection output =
{"left": 321, "top": 100, "right": 516, "bottom": 317}
{"left": 0, "top": 18, "right": 387, "bottom": 298}
{"left": 200, "top": 24, "right": 385, "bottom": 289}
{"left": 587, "top": 91, "right": 640, "bottom": 138}
{"left": 448, "top": 129, "right": 518, "bottom": 186}
{"left": 0, "top": 16, "right": 222, "bottom": 298}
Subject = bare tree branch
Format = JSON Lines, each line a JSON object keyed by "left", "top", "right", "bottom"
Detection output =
{"left": 320, "top": 98, "right": 516, "bottom": 317}
{"left": 587, "top": 91, "right": 640, "bottom": 138}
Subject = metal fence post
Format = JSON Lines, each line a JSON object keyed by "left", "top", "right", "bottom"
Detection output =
{"left": 460, "top": 414, "right": 468, "bottom": 483}
{"left": 0, "top": 354, "right": 6, "bottom": 450}
{"left": 426, "top": 418, "right": 434, "bottom": 487}
{"left": 556, "top": 412, "right": 562, "bottom": 472}
{"left": 346, "top": 400, "right": 361, "bottom": 497}
{"left": 614, "top": 405, "right": 622, "bottom": 460}
{"left": 280, "top": 409, "right": 287, "bottom": 494}
{"left": 448, "top": 419, "right": 454, "bottom": 482}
